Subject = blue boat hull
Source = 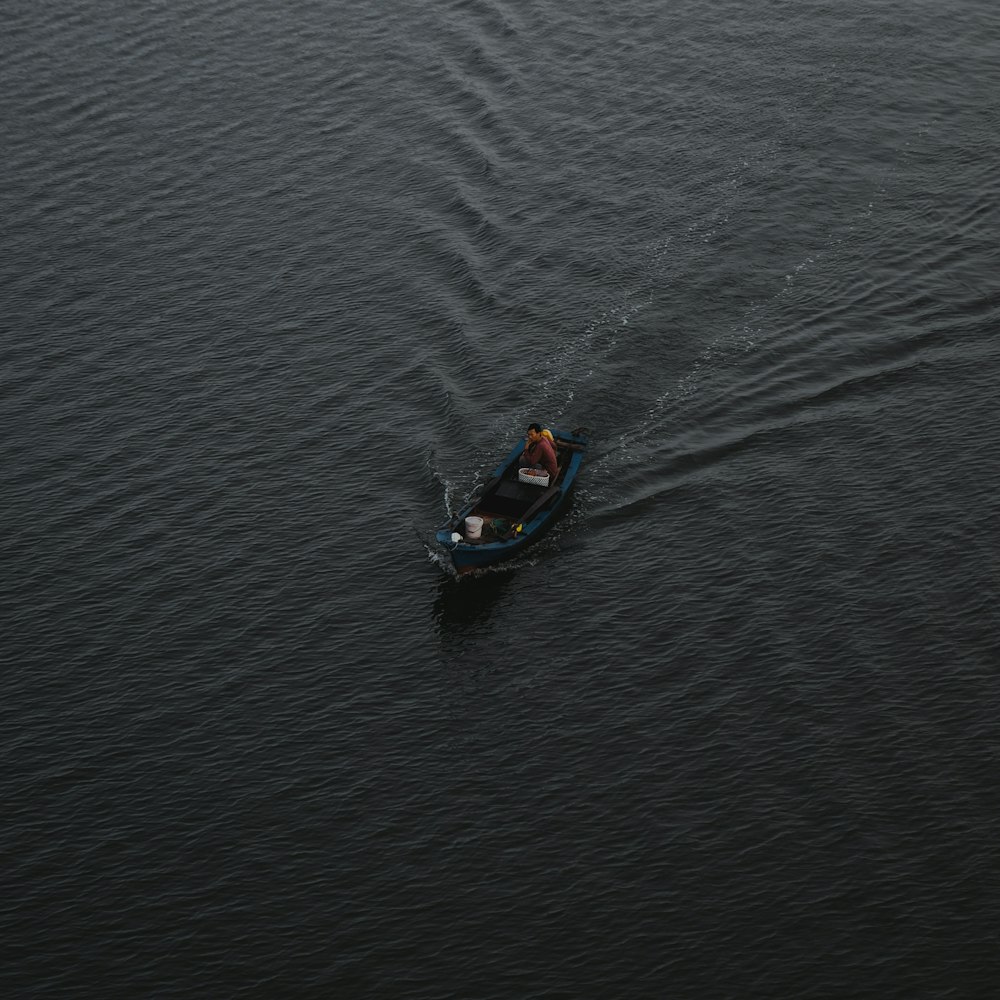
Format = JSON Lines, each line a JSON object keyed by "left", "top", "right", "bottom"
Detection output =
{"left": 435, "top": 427, "right": 587, "bottom": 575}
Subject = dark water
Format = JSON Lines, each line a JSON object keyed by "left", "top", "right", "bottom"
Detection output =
{"left": 4, "top": 0, "right": 1000, "bottom": 996}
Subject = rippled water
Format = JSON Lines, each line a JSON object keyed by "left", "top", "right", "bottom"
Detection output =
{"left": 4, "top": 0, "right": 1000, "bottom": 996}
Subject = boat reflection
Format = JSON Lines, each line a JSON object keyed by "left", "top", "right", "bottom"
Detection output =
{"left": 431, "top": 566, "right": 515, "bottom": 639}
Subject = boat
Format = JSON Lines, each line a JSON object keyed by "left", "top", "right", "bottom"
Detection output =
{"left": 435, "top": 426, "right": 588, "bottom": 575}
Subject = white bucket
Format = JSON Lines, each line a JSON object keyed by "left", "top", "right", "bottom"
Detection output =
{"left": 464, "top": 516, "right": 484, "bottom": 540}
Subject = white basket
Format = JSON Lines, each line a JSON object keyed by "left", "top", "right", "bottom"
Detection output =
{"left": 518, "top": 468, "right": 550, "bottom": 486}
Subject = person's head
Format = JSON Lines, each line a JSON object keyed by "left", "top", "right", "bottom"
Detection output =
{"left": 526, "top": 422, "right": 542, "bottom": 442}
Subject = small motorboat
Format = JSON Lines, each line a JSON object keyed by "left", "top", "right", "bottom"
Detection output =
{"left": 435, "top": 426, "right": 588, "bottom": 575}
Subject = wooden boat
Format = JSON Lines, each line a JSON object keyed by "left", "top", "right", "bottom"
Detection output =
{"left": 435, "top": 426, "right": 588, "bottom": 575}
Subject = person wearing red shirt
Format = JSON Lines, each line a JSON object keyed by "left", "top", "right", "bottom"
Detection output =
{"left": 519, "top": 423, "right": 558, "bottom": 480}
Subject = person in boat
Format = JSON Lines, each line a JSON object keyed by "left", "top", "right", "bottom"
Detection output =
{"left": 519, "top": 423, "right": 558, "bottom": 481}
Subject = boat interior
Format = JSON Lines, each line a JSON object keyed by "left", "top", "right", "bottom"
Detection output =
{"left": 464, "top": 439, "right": 578, "bottom": 542}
